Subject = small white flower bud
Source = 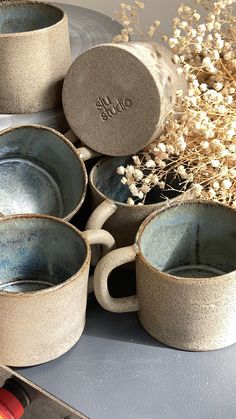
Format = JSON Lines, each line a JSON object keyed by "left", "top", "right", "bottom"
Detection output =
{"left": 145, "top": 159, "right": 156, "bottom": 168}
{"left": 117, "top": 166, "right": 125, "bottom": 175}
{"left": 127, "top": 197, "right": 135, "bottom": 205}
{"left": 221, "top": 179, "right": 232, "bottom": 190}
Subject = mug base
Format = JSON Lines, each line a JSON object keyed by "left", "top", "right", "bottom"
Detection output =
{"left": 138, "top": 316, "right": 236, "bottom": 352}
{"left": 1, "top": 322, "right": 85, "bottom": 368}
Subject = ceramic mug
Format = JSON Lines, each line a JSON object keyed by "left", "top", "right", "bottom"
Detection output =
{"left": 0, "top": 214, "right": 115, "bottom": 366}
{"left": 0, "top": 1, "right": 71, "bottom": 113}
{"left": 86, "top": 156, "right": 189, "bottom": 251}
{"left": 94, "top": 201, "right": 236, "bottom": 351}
{"left": 0, "top": 125, "right": 98, "bottom": 220}
{"left": 63, "top": 42, "right": 187, "bottom": 156}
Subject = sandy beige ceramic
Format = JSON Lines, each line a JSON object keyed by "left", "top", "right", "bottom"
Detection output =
{"left": 94, "top": 201, "right": 236, "bottom": 351}
{"left": 0, "top": 214, "right": 115, "bottom": 367}
{"left": 63, "top": 42, "right": 187, "bottom": 156}
{"left": 0, "top": 124, "right": 99, "bottom": 221}
{"left": 0, "top": 1, "right": 71, "bottom": 113}
{"left": 86, "top": 157, "right": 191, "bottom": 251}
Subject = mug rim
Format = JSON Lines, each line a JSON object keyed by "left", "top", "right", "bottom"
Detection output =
{"left": 0, "top": 124, "right": 88, "bottom": 221}
{"left": 90, "top": 156, "right": 178, "bottom": 209}
{"left": 0, "top": 1, "right": 67, "bottom": 39}
{"left": 136, "top": 199, "right": 236, "bottom": 283}
{"left": 0, "top": 213, "right": 91, "bottom": 297}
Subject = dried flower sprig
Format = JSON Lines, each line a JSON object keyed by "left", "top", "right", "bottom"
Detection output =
{"left": 113, "top": 1, "right": 160, "bottom": 42}
{"left": 115, "top": 0, "right": 236, "bottom": 207}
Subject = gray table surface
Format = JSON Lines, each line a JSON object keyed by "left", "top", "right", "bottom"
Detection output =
{"left": 17, "top": 293, "right": 236, "bottom": 419}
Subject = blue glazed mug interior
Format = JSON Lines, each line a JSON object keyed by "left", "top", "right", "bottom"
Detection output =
{"left": 92, "top": 156, "right": 184, "bottom": 205}
{"left": 0, "top": 2, "right": 63, "bottom": 34}
{"left": 0, "top": 126, "right": 86, "bottom": 218}
{"left": 139, "top": 202, "right": 236, "bottom": 278}
{"left": 0, "top": 216, "right": 88, "bottom": 293}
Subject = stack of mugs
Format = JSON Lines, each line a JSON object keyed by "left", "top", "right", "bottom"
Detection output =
{"left": 0, "top": 1, "right": 235, "bottom": 368}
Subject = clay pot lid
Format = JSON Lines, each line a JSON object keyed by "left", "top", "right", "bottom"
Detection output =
{"left": 62, "top": 43, "right": 172, "bottom": 156}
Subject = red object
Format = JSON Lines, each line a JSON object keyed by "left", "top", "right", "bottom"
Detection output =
{"left": 0, "top": 388, "right": 24, "bottom": 419}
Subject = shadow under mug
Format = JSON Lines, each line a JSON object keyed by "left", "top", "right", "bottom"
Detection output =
{"left": 0, "top": 214, "right": 115, "bottom": 367}
{"left": 94, "top": 201, "right": 236, "bottom": 351}
{"left": 0, "top": 1, "right": 71, "bottom": 113}
{"left": 86, "top": 156, "right": 190, "bottom": 261}
{"left": 0, "top": 125, "right": 98, "bottom": 221}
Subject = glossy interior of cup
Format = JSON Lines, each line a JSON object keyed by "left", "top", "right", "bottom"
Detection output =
{"left": 0, "top": 126, "right": 86, "bottom": 218}
{"left": 92, "top": 157, "right": 184, "bottom": 205}
{"left": 0, "top": 216, "right": 87, "bottom": 293}
{"left": 0, "top": 2, "right": 63, "bottom": 34}
{"left": 140, "top": 202, "right": 236, "bottom": 277}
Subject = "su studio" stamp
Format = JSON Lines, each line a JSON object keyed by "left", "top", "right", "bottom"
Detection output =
{"left": 96, "top": 96, "right": 132, "bottom": 121}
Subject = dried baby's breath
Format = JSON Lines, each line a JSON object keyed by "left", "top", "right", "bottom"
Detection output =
{"left": 113, "top": 0, "right": 161, "bottom": 41}
{"left": 115, "top": 0, "right": 236, "bottom": 207}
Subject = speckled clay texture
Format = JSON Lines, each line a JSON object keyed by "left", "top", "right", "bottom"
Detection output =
{"left": 94, "top": 201, "right": 236, "bottom": 351}
{"left": 0, "top": 1, "right": 71, "bottom": 113}
{"left": 0, "top": 125, "right": 88, "bottom": 220}
{"left": 62, "top": 42, "right": 187, "bottom": 156}
{"left": 0, "top": 215, "right": 115, "bottom": 366}
{"left": 86, "top": 157, "right": 191, "bottom": 250}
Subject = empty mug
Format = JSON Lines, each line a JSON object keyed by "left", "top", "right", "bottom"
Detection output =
{"left": 0, "top": 125, "right": 98, "bottom": 220}
{"left": 63, "top": 42, "right": 187, "bottom": 156}
{"left": 94, "top": 201, "right": 236, "bottom": 351}
{"left": 0, "top": 1, "right": 71, "bottom": 113}
{"left": 0, "top": 214, "right": 115, "bottom": 366}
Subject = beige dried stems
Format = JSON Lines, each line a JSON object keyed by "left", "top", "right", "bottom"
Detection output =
{"left": 114, "top": 0, "right": 236, "bottom": 208}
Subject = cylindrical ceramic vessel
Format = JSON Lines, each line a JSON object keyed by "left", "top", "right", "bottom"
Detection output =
{"left": 0, "top": 1, "right": 71, "bottom": 113}
{"left": 63, "top": 42, "right": 187, "bottom": 156}
{"left": 86, "top": 156, "right": 190, "bottom": 250}
{"left": 0, "top": 215, "right": 115, "bottom": 366}
{"left": 0, "top": 125, "right": 98, "bottom": 220}
{"left": 94, "top": 201, "right": 236, "bottom": 351}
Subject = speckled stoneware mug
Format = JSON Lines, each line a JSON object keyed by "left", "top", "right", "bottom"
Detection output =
{"left": 94, "top": 201, "right": 236, "bottom": 351}
{"left": 0, "top": 1, "right": 71, "bottom": 113}
{"left": 0, "top": 125, "right": 98, "bottom": 220}
{"left": 63, "top": 42, "right": 187, "bottom": 156}
{"left": 86, "top": 156, "right": 190, "bottom": 251}
{"left": 0, "top": 214, "right": 115, "bottom": 367}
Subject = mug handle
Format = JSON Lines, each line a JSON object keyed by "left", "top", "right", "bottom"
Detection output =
{"left": 86, "top": 200, "right": 118, "bottom": 267}
{"left": 83, "top": 229, "right": 116, "bottom": 293}
{"left": 94, "top": 245, "right": 140, "bottom": 313}
{"left": 64, "top": 129, "right": 80, "bottom": 144}
{"left": 64, "top": 130, "right": 100, "bottom": 161}
{"left": 76, "top": 146, "right": 100, "bottom": 162}
{"left": 86, "top": 199, "right": 117, "bottom": 230}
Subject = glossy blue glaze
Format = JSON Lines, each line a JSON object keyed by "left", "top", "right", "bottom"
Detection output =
{"left": 0, "top": 2, "right": 63, "bottom": 34}
{"left": 0, "top": 217, "right": 86, "bottom": 292}
{"left": 140, "top": 202, "right": 236, "bottom": 276}
{"left": 0, "top": 126, "right": 85, "bottom": 218}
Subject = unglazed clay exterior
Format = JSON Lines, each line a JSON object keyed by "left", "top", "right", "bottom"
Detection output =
{"left": 0, "top": 1, "right": 71, "bottom": 113}
{"left": 86, "top": 157, "right": 191, "bottom": 250}
{"left": 0, "top": 215, "right": 115, "bottom": 366}
{"left": 94, "top": 201, "right": 236, "bottom": 351}
{"left": 0, "top": 125, "right": 98, "bottom": 220}
{"left": 62, "top": 42, "right": 187, "bottom": 156}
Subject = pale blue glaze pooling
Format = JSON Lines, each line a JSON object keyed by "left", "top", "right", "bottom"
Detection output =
{"left": 93, "top": 157, "right": 184, "bottom": 205}
{"left": 93, "top": 157, "right": 132, "bottom": 203}
{"left": 0, "top": 2, "right": 63, "bottom": 34}
{"left": 0, "top": 127, "right": 85, "bottom": 218}
{"left": 140, "top": 202, "right": 236, "bottom": 276}
{"left": 0, "top": 217, "right": 86, "bottom": 292}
